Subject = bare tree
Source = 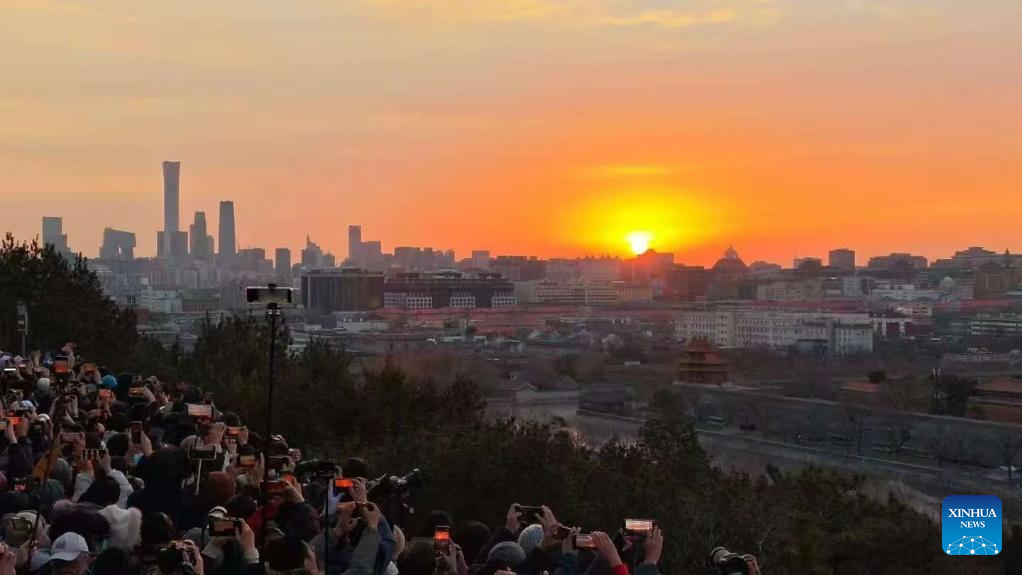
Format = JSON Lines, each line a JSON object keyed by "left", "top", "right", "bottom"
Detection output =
{"left": 995, "top": 430, "right": 1022, "bottom": 482}
{"left": 882, "top": 415, "right": 914, "bottom": 455}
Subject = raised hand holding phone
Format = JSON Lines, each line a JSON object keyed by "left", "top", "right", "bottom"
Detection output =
{"left": 506, "top": 503, "right": 524, "bottom": 532}
{"left": 643, "top": 525, "right": 663, "bottom": 565}
{"left": 592, "top": 532, "right": 623, "bottom": 568}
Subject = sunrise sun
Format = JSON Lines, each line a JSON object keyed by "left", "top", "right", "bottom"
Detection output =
{"left": 626, "top": 231, "right": 652, "bottom": 255}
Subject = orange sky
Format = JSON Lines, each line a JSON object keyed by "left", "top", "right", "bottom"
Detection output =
{"left": 2, "top": 1, "right": 1022, "bottom": 266}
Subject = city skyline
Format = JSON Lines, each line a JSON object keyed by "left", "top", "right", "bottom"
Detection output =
{"left": 3, "top": 2, "right": 1022, "bottom": 265}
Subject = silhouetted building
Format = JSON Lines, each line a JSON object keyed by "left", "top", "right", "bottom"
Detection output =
{"left": 41, "top": 216, "right": 70, "bottom": 256}
{"left": 828, "top": 248, "right": 856, "bottom": 271}
{"left": 708, "top": 246, "right": 750, "bottom": 300}
{"left": 217, "top": 201, "right": 237, "bottom": 265}
{"left": 665, "top": 265, "right": 709, "bottom": 301}
{"left": 348, "top": 225, "right": 362, "bottom": 266}
{"left": 189, "top": 212, "right": 214, "bottom": 263}
{"left": 301, "top": 236, "right": 325, "bottom": 269}
{"left": 384, "top": 271, "right": 516, "bottom": 310}
{"left": 99, "top": 228, "right": 136, "bottom": 260}
{"left": 490, "top": 256, "right": 546, "bottom": 281}
{"left": 867, "top": 252, "right": 928, "bottom": 271}
{"left": 157, "top": 161, "right": 188, "bottom": 258}
{"left": 302, "top": 268, "right": 385, "bottom": 313}
{"left": 275, "top": 248, "right": 292, "bottom": 280}
{"left": 470, "top": 250, "right": 491, "bottom": 270}
{"left": 974, "top": 253, "right": 1018, "bottom": 299}
{"left": 238, "top": 248, "right": 272, "bottom": 274}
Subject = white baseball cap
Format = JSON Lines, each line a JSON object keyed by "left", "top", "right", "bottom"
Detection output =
{"left": 46, "top": 532, "right": 89, "bottom": 563}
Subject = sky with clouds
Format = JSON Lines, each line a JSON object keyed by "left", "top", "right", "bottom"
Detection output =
{"left": 2, "top": 0, "right": 1020, "bottom": 264}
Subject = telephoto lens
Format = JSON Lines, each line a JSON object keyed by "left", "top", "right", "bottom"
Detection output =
{"left": 710, "top": 547, "right": 750, "bottom": 575}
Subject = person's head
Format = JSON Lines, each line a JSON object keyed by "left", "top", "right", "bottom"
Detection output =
{"left": 456, "top": 520, "right": 492, "bottom": 565}
{"left": 488, "top": 541, "right": 527, "bottom": 572}
{"left": 105, "top": 433, "right": 129, "bottom": 458}
{"left": 202, "top": 472, "right": 235, "bottom": 508}
{"left": 140, "top": 512, "right": 175, "bottom": 548}
{"left": 283, "top": 502, "right": 320, "bottom": 542}
{"left": 37, "top": 377, "right": 51, "bottom": 394}
{"left": 265, "top": 534, "right": 317, "bottom": 573}
{"left": 221, "top": 411, "right": 242, "bottom": 427}
{"left": 49, "top": 506, "right": 110, "bottom": 551}
{"left": 45, "top": 532, "right": 91, "bottom": 575}
{"left": 397, "top": 539, "right": 440, "bottom": 575}
{"left": 419, "top": 509, "right": 454, "bottom": 538}
{"left": 225, "top": 494, "right": 257, "bottom": 522}
{"left": 342, "top": 457, "right": 369, "bottom": 479}
{"left": 91, "top": 547, "right": 130, "bottom": 575}
{"left": 78, "top": 475, "right": 120, "bottom": 508}
{"left": 517, "top": 524, "right": 545, "bottom": 556}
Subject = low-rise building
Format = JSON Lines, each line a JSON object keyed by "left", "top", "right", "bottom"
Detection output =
{"left": 674, "top": 309, "right": 874, "bottom": 354}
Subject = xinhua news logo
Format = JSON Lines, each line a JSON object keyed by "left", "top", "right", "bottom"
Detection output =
{"left": 942, "top": 495, "right": 1002, "bottom": 556}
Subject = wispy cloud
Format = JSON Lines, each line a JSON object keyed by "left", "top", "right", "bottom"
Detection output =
{"left": 360, "top": 0, "right": 777, "bottom": 29}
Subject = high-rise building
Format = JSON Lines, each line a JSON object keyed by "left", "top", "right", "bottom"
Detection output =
{"left": 217, "top": 201, "right": 237, "bottom": 265}
{"left": 470, "top": 250, "right": 491, "bottom": 270}
{"left": 348, "top": 225, "right": 363, "bottom": 267}
{"left": 163, "top": 161, "right": 180, "bottom": 233}
{"left": 99, "top": 228, "right": 136, "bottom": 260}
{"left": 275, "top": 248, "right": 292, "bottom": 280}
{"left": 157, "top": 161, "right": 188, "bottom": 258}
{"left": 828, "top": 248, "right": 856, "bottom": 271}
{"left": 302, "top": 269, "right": 385, "bottom": 313}
{"left": 302, "top": 236, "right": 325, "bottom": 269}
{"left": 189, "top": 212, "right": 215, "bottom": 263}
{"left": 362, "top": 241, "right": 383, "bottom": 271}
{"left": 41, "top": 216, "right": 70, "bottom": 255}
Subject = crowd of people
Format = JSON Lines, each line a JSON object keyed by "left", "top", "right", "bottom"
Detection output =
{"left": 0, "top": 344, "right": 688, "bottom": 575}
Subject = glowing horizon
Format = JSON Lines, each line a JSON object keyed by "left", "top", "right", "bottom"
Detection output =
{"left": 2, "top": 1, "right": 1022, "bottom": 267}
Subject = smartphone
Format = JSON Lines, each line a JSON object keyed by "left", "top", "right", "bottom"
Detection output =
{"left": 53, "top": 357, "right": 69, "bottom": 375}
{"left": 208, "top": 517, "right": 241, "bottom": 538}
{"left": 573, "top": 534, "right": 597, "bottom": 549}
{"left": 516, "top": 505, "right": 544, "bottom": 523}
{"left": 98, "top": 388, "right": 112, "bottom": 399}
{"left": 186, "top": 403, "right": 213, "bottom": 419}
{"left": 2, "top": 367, "right": 15, "bottom": 374}
{"left": 130, "top": 421, "right": 143, "bottom": 444}
{"left": 433, "top": 526, "right": 451, "bottom": 553}
{"left": 83, "top": 448, "right": 106, "bottom": 461}
{"left": 624, "top": 519, "right": 656, "bottom": 536}
{"left": 0, "top": 420, "right": 7, "bottom": 432}
{"left": 202, "top": 392, "right": 214, "bottom": 405}
{"left": 59, "top": 432, "right": 80, "bottom": 444}
{"left": 333, "top": 477, "right": 355, "bottom": 493}
{"left": 238, "top": 454, "right": 257, "bottom": 468}
{"left": 12, "top": 477, "right": 34, "bottom": 493}
{"left": 188, "top": 446, "right": 218, "bottom": 461}
{"left": 6, "top": 416, "right": 23, "bottom": 428}
{"left": 261, "top": 479, "right": 288, "bottom": 498}
{"left": 554, "top": 525, "right": 572, "bottom": 540}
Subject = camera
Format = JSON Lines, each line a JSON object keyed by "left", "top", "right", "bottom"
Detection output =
{"left": 573, "top": 533, "right": 597, "bottom": 549}
{"left": 711, "top": 547, "right": 753, "bottom": 575}
{"left": 158, "top": 542, "right": 194, "bottom": 575}
{"left": 208, "top": 517, "right": 242, "bottom": 538}
{"left": 367, "top": 468, "right": 423, "bottom": 498}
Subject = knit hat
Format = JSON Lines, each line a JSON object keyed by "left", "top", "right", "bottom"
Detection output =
{"left": 516, "top": 523, "right": 545, "bottom": 555}
{"left": 100, "top": 374, "right": 118, "bottom": 388}
{"left": 488, "top": 541, "right": 527, "bottom": 568}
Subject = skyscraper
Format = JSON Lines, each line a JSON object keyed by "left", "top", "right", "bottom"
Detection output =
{"left": 275, "top": 248, "right": 292, "bottom": 280}
{"left": 157, "top": 161, "right": 188, "bottom": 258}
{"left": 348, "top": 225, "right": 362, "bottom": 267}
{"left": 41, "top": 216, "right": 70, "bottom": 255}
{"left": 99, "top": 228, "right": 136, "bottom": 259}
{"left": 163, "top": 161, "right": 180, "bottom": 233}
{"left": 218, "top": 201, "right": 237, "bottom": 265}
{"left": 189, "top": 211, "right": 215, "bottom": 263}
{"left": 828, "top": 248, "right": 856, "bottom": 271}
